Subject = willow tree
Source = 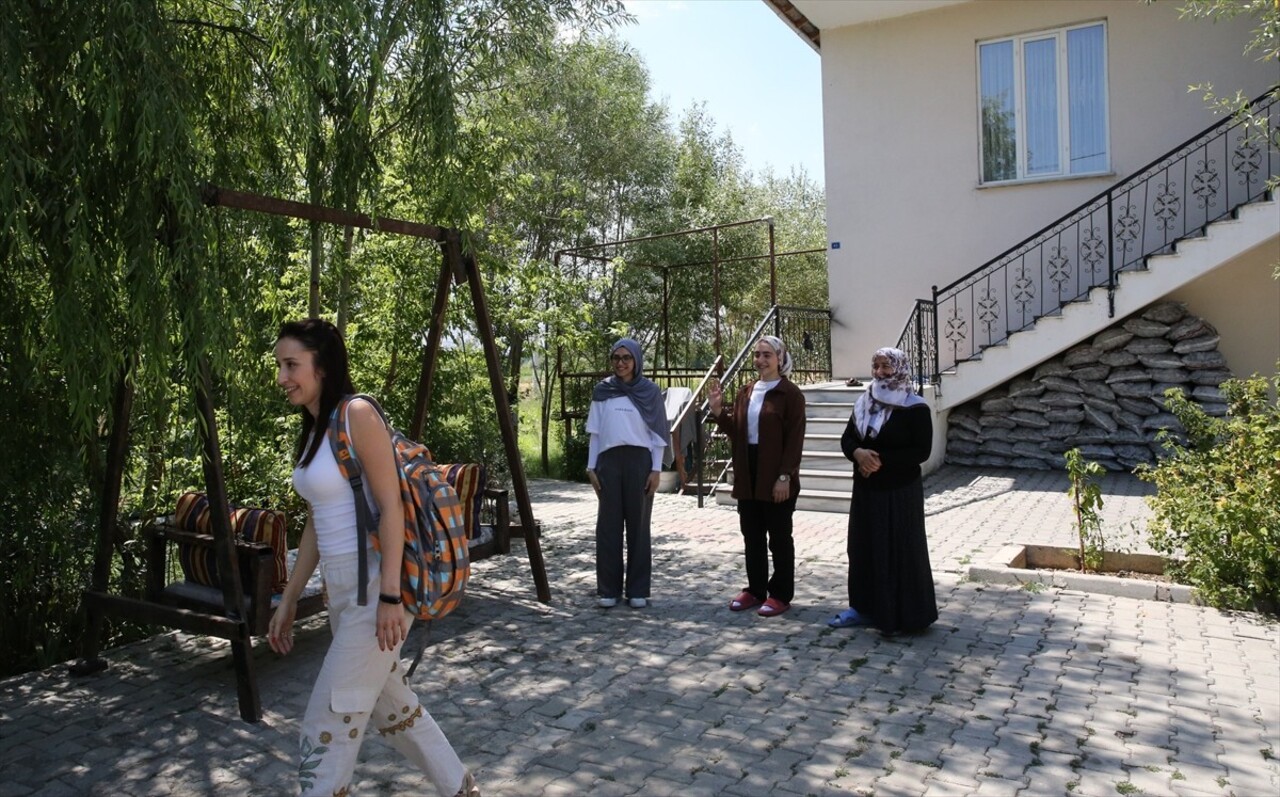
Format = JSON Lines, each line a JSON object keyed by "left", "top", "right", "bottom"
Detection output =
{"left": 0, "top": 0, "right": 626, "bottom": 676}
{"left": 1, "top": 1, "right": 229, "bottom": 675}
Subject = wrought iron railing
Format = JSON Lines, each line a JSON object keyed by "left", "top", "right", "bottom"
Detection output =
{"left": 692, "top": 304, "right": 832, "bottom": 504}
{"left": 896, "top": 299, "right": 937, "bottom": 394}
{"left": 899, "top": 90, "right": 1279, "bottom": 391}
{"left": 556, "top": 305, "right": 831, "bottom": 502}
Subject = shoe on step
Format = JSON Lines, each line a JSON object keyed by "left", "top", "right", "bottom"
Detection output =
{"left": 628, "top": 597, "right": 647, "bottom": 608}
{"left": 729, "top": 590, "right": 763, "bottom": 612}
{"left": 598, "top": 597, "right": 618, "bottom": 608}
{"left": 757, "top": 597, "right": 791, "bottom": 617}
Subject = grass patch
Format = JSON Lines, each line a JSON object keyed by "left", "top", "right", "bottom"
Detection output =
{"left": 516, "top": 373, "right": 567, "bottom": 479}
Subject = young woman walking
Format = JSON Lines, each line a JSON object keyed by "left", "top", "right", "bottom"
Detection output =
{"left": 268, "top": 318, "right": 480, "bottom": 797}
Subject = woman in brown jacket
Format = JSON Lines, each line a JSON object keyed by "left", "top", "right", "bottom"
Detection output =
{"left": 708, "top": 335, "right": 806, "bottom": 616}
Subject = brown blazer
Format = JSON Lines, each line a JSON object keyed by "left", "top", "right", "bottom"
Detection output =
{"left": 712, "top": 378, "right": 806, "bottom": 501}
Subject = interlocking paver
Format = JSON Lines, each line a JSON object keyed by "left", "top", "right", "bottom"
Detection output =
{"left": 1, "top": 466, "right": 1277, "bottom": 795}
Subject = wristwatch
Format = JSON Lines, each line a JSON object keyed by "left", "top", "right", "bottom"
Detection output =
{"left": 777, "top": 474, "right": 791, "bottom": 483}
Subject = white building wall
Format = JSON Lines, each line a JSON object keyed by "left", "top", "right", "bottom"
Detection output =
{"left": 820, "top": 0, "right": 1273, "bottom": 380}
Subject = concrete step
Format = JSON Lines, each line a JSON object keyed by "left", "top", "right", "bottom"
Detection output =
{"left": 801, "top": 450, "right": 852, "bottom": 471}
{"left": 715, "top": 487, "right": 851, "bottom": 515}
{"left": 799, "top": 468, "right": 853, "bottom": 493}
{"left": 803, "top": 432, "right": 844, "bottom": 453}
{"left": 806, "top": 417, "right": 847, "bottom": 435}
{"left": 801, "top": 381, "right": 867, "bottom": 405}
{"left": 806, "top": 402, "right": 856, "bottom": 420}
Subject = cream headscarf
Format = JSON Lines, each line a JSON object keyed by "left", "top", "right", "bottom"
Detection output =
{"left": 853, "top": 347, "right": 926, "bottom": 438}
{"left": 757, "top": 335, "right": 794, "bottom": 378}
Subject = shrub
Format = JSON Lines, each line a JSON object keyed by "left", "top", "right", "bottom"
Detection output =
{"left": 1137, "top": 374, "right": 1280, "bottom": 613}
{"left": 1065, "top": 448, "right": 1105, "bottom": 572}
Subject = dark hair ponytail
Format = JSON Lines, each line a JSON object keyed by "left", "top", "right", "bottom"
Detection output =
{"left": 276, "top": 318, "right": 357, "bottom": 467}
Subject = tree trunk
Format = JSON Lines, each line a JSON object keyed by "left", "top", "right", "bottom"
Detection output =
{"left": 539, "top": 344, "right": 560, "bottom": 476}
{"left": 336, "top": 226, "right": 354, "bottom": 333}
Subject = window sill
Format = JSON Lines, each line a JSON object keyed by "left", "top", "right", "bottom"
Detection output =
{"left": 977, "top": 170, "right": 1116, "bottom": 190}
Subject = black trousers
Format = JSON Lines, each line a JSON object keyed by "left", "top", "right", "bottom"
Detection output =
{"left": 736, "top": 445, "right": 796, "bottom": 603}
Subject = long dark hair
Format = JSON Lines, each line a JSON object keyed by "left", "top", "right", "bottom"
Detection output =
{"left": 277, "top": 318, "right": 356, "bottom": 467}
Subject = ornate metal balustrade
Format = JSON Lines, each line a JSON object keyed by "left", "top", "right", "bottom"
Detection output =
{"left": 898, "top": 91, "right": 1279, "bottom": 392}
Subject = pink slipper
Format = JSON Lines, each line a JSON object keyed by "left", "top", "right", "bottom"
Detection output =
{"left": 757, "top": 597, "right": 791, "bottom": 617}
{"left": 729, "top": 590, "right": 763, "bottom": 612}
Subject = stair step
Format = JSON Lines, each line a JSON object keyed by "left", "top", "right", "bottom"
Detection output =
{"left": 806, "top": 402, "right": 856, "bottom": 419}
{"left": 800, "top": 450, "right": 852, "bottom": 471}
{"left": 802, "top": 433, "right": 844, "bottom": 452}
{"left": 806, "top": 417, "right": 848, "bottom": 431}
{"left": 714, "top": 487, "right": 851, "bottom": 515}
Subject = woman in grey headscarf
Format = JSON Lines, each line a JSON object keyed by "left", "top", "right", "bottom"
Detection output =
{"left": 830, "top": 347, "right": 937, "bottom": 634}
{"left": 708, "top": 335, "right": 807, "bottom": 617}
{"left": 585, "top": 338, "right": 669, "bottom": 609}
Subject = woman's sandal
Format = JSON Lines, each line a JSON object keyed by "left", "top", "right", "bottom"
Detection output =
{"left": 827, "top": 607, "right": 871, "bottom": 628}
{"left": 453, "top": 770, "right": 481, "bottom": 797}
{"left": 757, "top": 597, "right": 791, "bottom": 617}
{"left": 729, "top": 590, "right": 763, "bottom": 612}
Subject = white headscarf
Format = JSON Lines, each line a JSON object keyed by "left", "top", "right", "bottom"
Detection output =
{"left": 853, "top": 347, "right": 926, "bottom": 438}
{"left": 757, "top": 335, "right": 794, "bottom": 377}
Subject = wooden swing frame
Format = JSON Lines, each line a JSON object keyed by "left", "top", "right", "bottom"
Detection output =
{"left": 72, "top": 185, "right": 550, "bottom": 723}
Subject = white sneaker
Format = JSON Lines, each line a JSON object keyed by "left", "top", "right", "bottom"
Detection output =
{"left": 598, "top": 597, "right": 618, "bottom": 608}
{"left": 629, "top": 597, "right": 647, "bottom": 608}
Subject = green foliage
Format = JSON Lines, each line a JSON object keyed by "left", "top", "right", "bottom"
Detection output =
{"left": 563, "top": 418, "right": 591, "bottom": 485}
{"left": 0, "top": 0, "right": 826, "bottom": 677}
{"left": 1065, "top": 448, "right": 1107, "bottom": 572}
{"left": 1138, "top": 375, "right": 1280, "bottom": 612}
{"left": 1175, "top": 0, "right": 1280, "bottom": 189}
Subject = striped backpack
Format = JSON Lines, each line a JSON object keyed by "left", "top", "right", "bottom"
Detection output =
{"left": 327, "top": 394, "right": 470, "bottom": 621}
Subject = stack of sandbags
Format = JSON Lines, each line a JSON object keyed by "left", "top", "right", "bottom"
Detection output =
{"left": 945, "top": 301, "right": 1231, "bottom": 471}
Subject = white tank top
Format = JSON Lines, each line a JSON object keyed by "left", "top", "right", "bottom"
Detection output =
{"left": 292, "top": 432, "right": 377, "bottom": 561}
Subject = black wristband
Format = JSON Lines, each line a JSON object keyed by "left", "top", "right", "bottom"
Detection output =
{"left": 378, "top": 592, "right": 403, "bottom": 605}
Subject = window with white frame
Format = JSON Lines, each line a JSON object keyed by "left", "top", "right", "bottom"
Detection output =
{"left": 978, "top": 21, "right": 1108, "bottom": 184}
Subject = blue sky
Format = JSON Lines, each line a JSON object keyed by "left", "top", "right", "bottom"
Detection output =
{"left": 612, "top": 0, "right": 824, "bottom": 183}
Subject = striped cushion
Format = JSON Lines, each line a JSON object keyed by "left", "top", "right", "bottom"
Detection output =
{"left": 438, "top": 463, "right": 485, "bottom": 539}
{"left": 175, "top": 492, "right": 289, "bottom": 593}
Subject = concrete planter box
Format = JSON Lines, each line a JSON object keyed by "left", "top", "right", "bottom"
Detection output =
{"left": 969, "top": 544, "right": 1199, "bottom": 604}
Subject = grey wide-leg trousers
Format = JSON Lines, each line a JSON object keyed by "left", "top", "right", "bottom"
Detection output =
{"left": 594, "top": 445, "right": 654, "bottom": 600}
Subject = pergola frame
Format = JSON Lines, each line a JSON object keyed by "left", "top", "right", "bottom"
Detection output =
{"left": 73, "top": 185, "right": 549, "bottom": 722}
{"left": 554, "top": 217, "right": 824, "bottom": 367}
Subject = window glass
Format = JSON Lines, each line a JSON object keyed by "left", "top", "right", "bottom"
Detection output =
{"left": 979, "top": 41, "right": 1016, "bottom": 182}
{"left": 1067, "top": 24, "right": 1107, "bottom": 174}
{"left": 1023, "top": 37, "right": 1060, "bottom": 176}
{"left": 978, "top": 22, "right": 1107, "bottom": 183}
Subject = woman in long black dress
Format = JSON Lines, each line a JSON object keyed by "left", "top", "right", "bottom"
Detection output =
{"left": 830, "top": 347, "right": 937, "bottom": 634}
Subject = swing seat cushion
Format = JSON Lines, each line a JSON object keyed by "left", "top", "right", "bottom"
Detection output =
{"left": 174, "top": 492, "right": 289, "bottom": 593}
{"left": 438, "top": 463, "right": 485, "bottom": 541}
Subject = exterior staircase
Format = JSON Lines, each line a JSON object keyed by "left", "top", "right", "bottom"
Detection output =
{"left": 898, "top": 91, "right": 1278, "bottom": 416}
{"left": 938, "top": 194, "right": 1278, "bottom": 410}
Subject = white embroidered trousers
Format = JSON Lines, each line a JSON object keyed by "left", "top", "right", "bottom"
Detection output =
{"left": 298, "top": 549, "right": 465, "bottom": 797}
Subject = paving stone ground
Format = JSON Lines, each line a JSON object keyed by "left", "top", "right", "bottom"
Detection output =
{"left": 1, "top": 466, "right": 1277, "bottom": 796}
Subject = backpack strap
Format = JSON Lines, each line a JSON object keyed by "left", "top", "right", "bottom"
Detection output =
{"left": 326, "top": 393, "right": 391, "bottom": 607}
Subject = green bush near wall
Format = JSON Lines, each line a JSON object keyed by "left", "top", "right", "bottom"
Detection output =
{"left": 1139, "top": 373, "right": 1280, "bottom": 614}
